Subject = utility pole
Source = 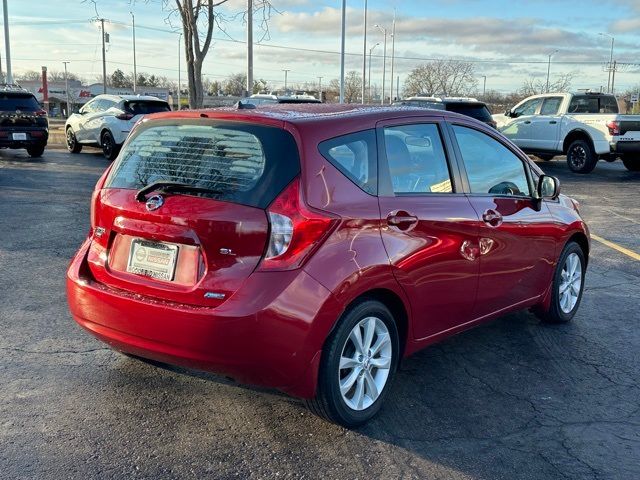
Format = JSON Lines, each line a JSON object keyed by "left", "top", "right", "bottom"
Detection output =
{"left": 396, "top": 75, "right": 399, "bottom": 101}
{"left": 599, "top": 33, "right": 614, "bottom": 93}
{"left": 375, "top": 24, "right": 387, "bottom": 105}
{"left": 100, "top": 18, "right": 107, "bottom": 94}
{"left": 282, "top": 69, "right": 290, "bottom": 91}
{"left": 63, "top": 61, "right": 71, "bottom": 117}
{"left": 368, "top": 43, "right": 379, "bottom": 103}
{"left": 389, "top": 10, "right": 396, "bottom": 104}
{"left": 318, "top": 76, "right": 323, "bottom": 101}
{"left": 131, "top": 12, "right": 137, "bottom": 93}
{"left": 339, "top": 0, "right": 346, "bottom": 103}
{"left": 177, "top": 33, "right": 182, "bottom": 110}
{"left": 545, "top": 50, "right": 558, "bottom": 93}
{"left": 3, "top": 0, "right": 13, "bottom": 83}
{"left": 481, "top": 75, "right": 487, "bottom": 97}
{"left": 246, "top": 0, "right": 253, "bottom": 97}
{"left": 611, "top": 60, "right": 617, "bottom": 94}
{"left": 361, "top": 0, "right": 367, "bottom": 104}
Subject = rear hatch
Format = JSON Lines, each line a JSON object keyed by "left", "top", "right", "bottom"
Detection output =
{"left": 120, "top": 99, "right": 172, "bottom": 127}
{"left": 0, "top": 92, "right": 47, "bottom": 132}
{"left": 87, "top": 119, "right": 300, "bottom": 307}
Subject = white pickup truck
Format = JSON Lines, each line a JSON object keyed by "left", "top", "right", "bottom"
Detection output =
{"left": 494, "top": 92, "right": 640, "bottom": 173}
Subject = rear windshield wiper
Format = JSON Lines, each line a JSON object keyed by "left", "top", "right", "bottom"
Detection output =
{"left": 135, "top": 181, "right": 222, "bottom": 202}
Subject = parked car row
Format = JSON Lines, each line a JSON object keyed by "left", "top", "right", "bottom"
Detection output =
{"left": 67, "top": 103, "right": 589, "bottom": 427}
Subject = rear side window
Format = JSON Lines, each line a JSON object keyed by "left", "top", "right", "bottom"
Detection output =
{"left": 568, "top": 96, "right": 598, "bottom": 114}
{"left": 446, "top": 103, "right": 492, "bottom": 122}
{"left": 383, "top": 124, "right": 453, "bottom": 194}
{"left": 0, "top": 93, "right": 40, "bottom": 111}
{"left": 124, "top": 100, "right": 171, "bottom": 115}
{"left": 106, "top": 121, "right": 300, "bottom": 209}
{"left": 319, "top": 130, "right": 377, "bottom": 195}
{"left": 600, "top": 96, "right": 618, "bottom": 113}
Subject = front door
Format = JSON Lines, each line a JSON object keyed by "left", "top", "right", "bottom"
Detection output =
{"left": 501, "top": 97, "right": 543, "bottom": 150}
{"left": 377, "top": 119, "right": 480, "bottom": 340}
{"left": 449, "top": 123, "right": 556, "bottom": 318}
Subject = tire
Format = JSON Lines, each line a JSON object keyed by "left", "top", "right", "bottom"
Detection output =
{"left": 304, "top": 299, "right": 400, "bottom": 427}
{"left": 66, "top": 128, "right": 82, "bottom": 153}
{"left": 26, "top": 145, "right": 45, "bottom": 158}
{"left": 566, "top": 139, "right": 597, "bottom": 174}
{"left": 101, "top": 130, "right": 120, "bottom": 161}
{"left": 536, "top": 242, "right": 586, "bottom": 324}
{"left": 537, "top": 154, "right": 555, "bottom": 161}
{"left": 622, "top": 156, "right": 640, "bottom": 172}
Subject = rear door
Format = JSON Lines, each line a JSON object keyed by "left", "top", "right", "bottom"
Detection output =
{"left": 448, "top": 122, "right": 556, "bottom": 318}
{"left": 377, "top": 117, "right": 480, "bottom": 340}
{"left": 87, "top": 119, "right": 300, "bottom": 307}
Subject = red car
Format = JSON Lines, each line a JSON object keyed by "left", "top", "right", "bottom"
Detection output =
{"left": 67, "top": 105, "right": 589, "bottom": 427}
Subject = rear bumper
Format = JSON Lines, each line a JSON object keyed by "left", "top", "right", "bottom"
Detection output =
{"left": 611, "top": 141, "right": 640, "bottom": 155}
{"left": 66, "top": 239, "right": 340, "bottom": 398}
{"left": 0, "top": 129, "right": 48, "bottom": 148}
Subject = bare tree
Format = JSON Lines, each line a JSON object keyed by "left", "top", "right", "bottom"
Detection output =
{"left": 519, "top": 73, "right": 574, "bottom": 96}
{"left": 223, "top": 72, "right": 270, "bottom": 96}
{"left": 150, "top": 0, "right": 276, "bottom": 108}
{"left": 328, "top": 71, "right": 362, "bottom": 103}
{"left": 404, "top": 60, "right": 478, "bottom": 97}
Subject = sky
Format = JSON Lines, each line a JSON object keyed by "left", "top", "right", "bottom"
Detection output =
{"left": 3, "top": 0, "right": 640, "bottom": 94}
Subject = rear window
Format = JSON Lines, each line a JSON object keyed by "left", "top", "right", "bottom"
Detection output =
{"left": 445, "top": 103, "right": 492, "bottom": 121}
{"left": 106, "top": 121, "right": 300, "bottom": 209}
{"left": 0, "top": 93, "right": 40, "bottom": 111}
{"left": 124, "top": 100, "right": 171, "bottom": 115}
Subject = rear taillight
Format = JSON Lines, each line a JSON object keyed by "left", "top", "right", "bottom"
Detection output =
{"left": 35, "top": 109, "right": 47, "bottom": 117}
{"left": 116, "top": 113, "right": 134, "bottom": 120}
{"left": 90, "top": 166, "right": 113, "bottom": 236}
{"left": 606, "top": 120, "right": 620, "bottom": 136}
{"left": 258, "top": 178, "right": 338, "bottom": 271}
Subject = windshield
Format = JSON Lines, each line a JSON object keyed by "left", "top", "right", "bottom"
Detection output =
{"left": 0, "top": 93, "right": 41, "bottom": 111}
{"left": 445, "top": 103, "right": 493, "bottom": 121}
{"left": 105, "top": 121, "right": 300, "bottom": 209}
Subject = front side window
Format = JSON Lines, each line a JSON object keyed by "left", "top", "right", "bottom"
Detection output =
{"left": 514, "top": 98, "right": 541, "bottom": 117}
{"left": 540, "top": 97, "right": 563, "bottom": 115}
{"left": 319, "top": 130, "right": 377, "bottom": 195}
{"left": 452, "top": 125, "right": 530, "bottom": 196}
{"left": 383, "top": 123, "right": 453, "bottom": 194}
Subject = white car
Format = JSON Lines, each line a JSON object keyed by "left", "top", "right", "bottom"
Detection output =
{"left": 65, "top": 94, "right": 171, "bottom": 160}
{"left": 494, "top": 92, "right": 640, "bottom": 173}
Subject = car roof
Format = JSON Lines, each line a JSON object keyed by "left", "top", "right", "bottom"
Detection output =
{"left": 141, "top": 104, "right": 479, "bottom": 129}
{"left": 93, "top": 94, "right": 166, "bottom": 102}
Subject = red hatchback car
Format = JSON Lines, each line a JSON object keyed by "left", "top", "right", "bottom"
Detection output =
{"left": 67, "top": 105, "right": 589, "bottom": 426}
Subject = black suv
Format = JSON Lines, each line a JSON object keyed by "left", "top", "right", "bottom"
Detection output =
{"left": 0, "top": 86, "right": 48, "bottom": 157}
{"left": 394, "top": 97, "right": 497, "bottom": 128}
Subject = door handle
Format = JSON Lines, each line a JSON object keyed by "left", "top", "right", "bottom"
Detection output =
{"left": 549, "top": 120, "right": 557, "bottom": 124}
{"left": 387, "top": 211, "right": 418, "bottom": 231}
{"left": 482, "top": 209, "right": 503, "bottom": 227}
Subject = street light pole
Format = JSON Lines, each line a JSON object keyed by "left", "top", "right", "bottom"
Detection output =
{"left": 545, "top": 50, "right": 558, "bottom": 93}
{"left": 3, "top": 0, "right": 13, "bottom": 83}
{"left": 339, "top": 0, "right": 346, "bottom": 103}
{"left": 100, "top": 18, "right": 107, "bottom": 94}
{"left": 481, "top": 75, "right": 486, "bottom": 97}
{"left": 131, "top": 12, "right": 137, "bottom": 93}
{"left": 177, "top": 33, "right": 182, "bottom": 110}
{"left": 389, "top": 10, "right": 396, "bottom": 104}
{"left": 318, "top": 76, "right": 323, "bottom": 101}
{"left": 246, "top": 0, "right": 253, "bottom": 97}
{"left": 361, "top": 0, "right": 367, "bottom": 103}
{"left": 63, "top": 61, "right": 71, "bottom": 117}
{"left": 282, "top": 69, "right": 290, "bottom": 91}
{"left": 375, "top": 24, "right": 387, "bottom": 105}
{"left": 368, "top": 43, "right": 379, "bottom": 103}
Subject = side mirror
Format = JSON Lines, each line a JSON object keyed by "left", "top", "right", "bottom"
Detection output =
{"left": 537, "top": 174, "right": 560, "bottom": 200}
{"left": 79, "top": 107, "right": 87, "bottom": 115}
{"left": 504, "top": 109, "right": 511, "bottom": 117}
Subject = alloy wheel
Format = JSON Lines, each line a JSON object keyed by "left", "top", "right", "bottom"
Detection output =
{"left": 559, "top": 252, "right": 582, "bottom": 313}
{"left": 338, "top": 316, "right": 392, "bottom": 411}
{"left": 569, "top": 146, "right": 587, "bottom": 169}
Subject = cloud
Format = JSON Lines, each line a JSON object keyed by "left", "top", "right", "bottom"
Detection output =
{"left": 610, "top": 17, "right": 640, "bottom": 33}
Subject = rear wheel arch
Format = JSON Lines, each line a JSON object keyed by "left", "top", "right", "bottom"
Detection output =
{"left": 562, "top": 130, "right": 594, "bottom": 154}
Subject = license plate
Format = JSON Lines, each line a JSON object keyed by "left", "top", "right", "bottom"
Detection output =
{"left": 12, "top": 133, "right": 27, "bottom": 140}
{"left": 127, "top": 239, "right": 178, "bottom": 281}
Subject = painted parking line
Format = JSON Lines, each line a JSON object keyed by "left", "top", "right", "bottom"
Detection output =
{"left": 591, "top": 234, "right": 640, "bottom": 261}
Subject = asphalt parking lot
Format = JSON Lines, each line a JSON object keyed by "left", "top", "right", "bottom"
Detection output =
{"left": 1, "top": 148, "right": 639, "bottom": 480}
